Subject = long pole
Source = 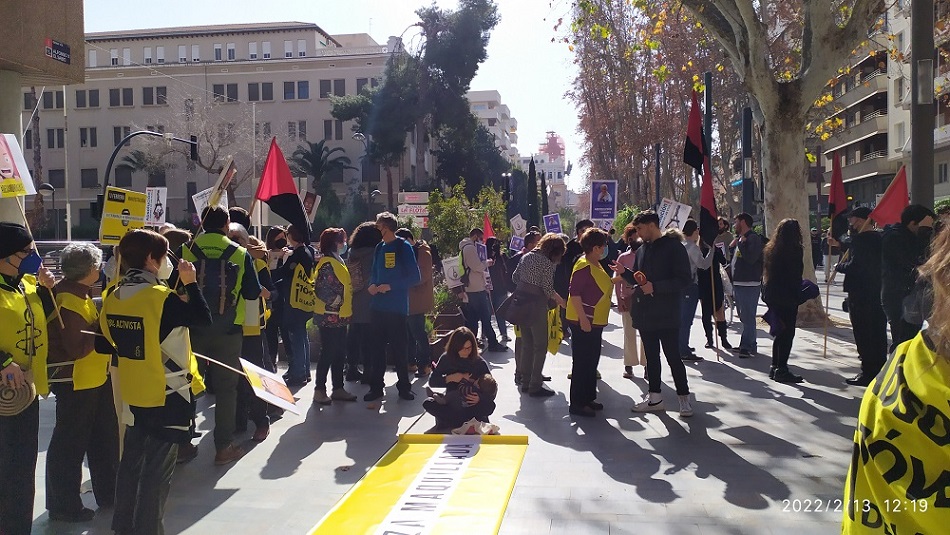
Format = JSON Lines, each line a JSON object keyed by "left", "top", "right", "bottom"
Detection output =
{"left": 910, "top": 0, "right": 935, "bottom": 208}
{"left": 62, "top": 84, "right": 71, "bottom": 241}
{"left": 821, "top": 236, "right": 833, "bottom": 358}
{"left": 654, "top": 143, "right": 661, "bottom": 208}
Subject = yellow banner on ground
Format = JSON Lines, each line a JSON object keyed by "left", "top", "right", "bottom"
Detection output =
{"left": 310, "top": 434, "right": 528, "bottom": 535}
{"left": 99, "top": 187, "right": 147, "bottom": 245}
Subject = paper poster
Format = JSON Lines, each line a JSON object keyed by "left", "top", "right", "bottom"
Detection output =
{"left": 509, "top": 214, "right": 527, "bottom": 237}
{"left": 192, "top": 186, "right": 229, "bottom": 216}
{"left": 475, "top": 242, "right": 488, "bottom": 263}
{"left": 302, "top": 191, "right": 321, "bottom": 224}
{"left": 0, "top": 134, "right": 35, "bottom": 198}
{"left": 240, "top": 358, "right": 300, "bottom": 415}
{"left": 509, "top": 235, "right": 524, "bottom": 252}
{"left": 593, "top": 219, "right": 614, "bottom": 232}
{"left": 658, "top": 197, "right": 692, "bottom": 230}
{"left": 99, "top": 187, "right": 147, "bottom": 245}
{"left": 145, "top": 187, "right": 167, "bottom": 226}
{"left": 207, "top": 156, "right": 236, "bottom": 209}
{"left": 543, "top": 213, "right": 562, "bottom": 234}
{"left": 590, "top": 180, "right": 617, "bottom": 220}
{"left": 442, "top": 256, "right": 464, "bottom": 289}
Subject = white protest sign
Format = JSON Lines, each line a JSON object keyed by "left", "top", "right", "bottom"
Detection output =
{"left": 0, "top": 134, "right": 35, "bottom": 197}
{"left": 240, "top": 358, "right": 300, "bottom": 415}
{"left": 192, "top": 186, "right": 229, "bottom": 216}
{"left": 510, "top": 214, "right": 527, "bottom": 237}
{"left": 442, "top": 256, "right": 464, "bottom": 289}
{"left": 145, "top": 187, "right": 167, "bottom": 226}
{"left": 658, "top": 197, "right": 692, "bottom": 230}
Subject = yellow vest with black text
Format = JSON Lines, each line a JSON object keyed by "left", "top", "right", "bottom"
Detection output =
{"left": 55, "top": 292, "right": 111, "bottom": 390}
{"left": 289, "top": 261, "right": 316, "bottom": 313}
{"left": 0, "top": 275, "right": 50, "bottom": 395}
{"left": 565, "top": 256, "right": 613, "bottom": 326}
{"left": 101, "top": 283, "right": 204, "bottom": 407}
{"left": 314, "top": 256, "right": 353, "bottom": 319}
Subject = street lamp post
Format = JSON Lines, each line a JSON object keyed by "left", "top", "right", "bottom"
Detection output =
{"left": 368, "top": 188, "right": 381, "bottom": 219}
{"left": 38, "top": 183, "right": 56, "bottom": 240}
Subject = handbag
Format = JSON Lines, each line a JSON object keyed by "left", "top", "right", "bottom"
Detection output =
{"left": 500, "top": 284, "right": 545, "bottom": 326}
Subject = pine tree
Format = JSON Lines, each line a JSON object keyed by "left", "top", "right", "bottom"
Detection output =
{"left": 527, "top": 157, "right": 539, "bottom": 228}
{"left": 539, "top": 168, "right": 549, "bottom": 216}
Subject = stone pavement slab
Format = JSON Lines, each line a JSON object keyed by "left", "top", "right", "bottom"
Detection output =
{"left": 29, "top": 300, "right": 864, "bottom": 534}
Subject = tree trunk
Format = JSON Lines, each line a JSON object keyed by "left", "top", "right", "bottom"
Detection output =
{"left": 385, "top": 166, "right": 395, "bottom": 212}
{"left": 414, "top": 117, "right": 427, "bottom": 187}
{"left": 29, "top": 87, "right": 45, "bottom": 230}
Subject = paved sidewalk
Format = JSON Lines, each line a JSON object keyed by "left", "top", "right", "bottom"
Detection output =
{"left": 30, "top": 300, "right": 864, "bottom": 534}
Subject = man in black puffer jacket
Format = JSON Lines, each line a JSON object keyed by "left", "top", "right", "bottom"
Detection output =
{"left": 613, "top": 211, "right": 693, "bottom": 417}
{"left": 880, "top": 204, "right": 934, "bottom": 351}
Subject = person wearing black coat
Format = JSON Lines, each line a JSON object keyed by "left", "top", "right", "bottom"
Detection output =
{"left": 761, "top": 219, "right": 805, "bottom": 383}
{"left": 835, "top": 207, "right": 887, "bottom": 387}
{"left": 612, "top": 211, "right": 693, "bottom": 417}
{"left": 880, "top": 204, "right": 935, "bottom": 351}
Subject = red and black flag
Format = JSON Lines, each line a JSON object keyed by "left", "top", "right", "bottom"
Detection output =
{"left": 683, "top": 90, "right": 718, "bottom": 246}
{"left": 827, "top": 151, "right": 849, "bottom": 238}
{"left": 255, "top": 137, "right": 311, "bottom": 242}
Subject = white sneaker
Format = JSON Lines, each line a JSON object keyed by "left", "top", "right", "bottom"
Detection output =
{"left": 678, "top": 395, "right": 694, "bottom": 417}
{"left": 632, "top": 396, "right": 665, "bottom": 413}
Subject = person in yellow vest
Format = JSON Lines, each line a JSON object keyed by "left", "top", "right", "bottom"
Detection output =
{"left": 313, "top": 228, "right": 357, "bottom": 404}
{"left": 98, "top": 229, "right": 211, "bottom": 535}
{"left": 273, "top": 223, "right": 316, "bottom": 387}
{"left": 45, "top": 243, "right": 118, "bottom": 523}
{"left": 227, "top": 224, "right": 274, "bottom": 442}
{"left": 0, "top": 222, "right": 56, "bottom": 535}
{"left": 566, "top": 228, "right": 614, "bottom": 418}
{"left": 842, "top": 222, "right": 950, "bottom": 534}
{"left": 180, "top": 206, "right": 261, "bottom": 465}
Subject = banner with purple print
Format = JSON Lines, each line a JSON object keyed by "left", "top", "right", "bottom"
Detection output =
{"left": 590, "top": 180, "right": 617, "bottom": 221}
{"left": 543, "top": 213, "right": 562, "bottom": 234}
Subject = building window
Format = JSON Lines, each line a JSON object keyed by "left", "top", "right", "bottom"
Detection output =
{"left": 122, "top": 88, "right": 133, "bottom": 106}
{"left": 297, "top": 39, "right": 307, "bottom": 57}
{"left": 145, "top": 124, "right": 165, "bottom": 134}
{"left": 143, "top": 87, "right": 154, "bottom": 105}
{"left": 324, "top": 120, "right": 332, "bottom": 141}
{"left": 214, "top": 44, "right": 222, "bottom": 61}
{"left": 284, "top": 82, "right": 295, "bottom": 100}
{"left": 288, "top": 121, "right": 297, "bottom": 140}
{"left": 226, "top": 84, "right": 238, "bottom": 102}
{"left": 213, "top": 84, "right": 225, "bottom": 102}
{"left": 113, "top": 126, "right": 131, "bottom": 146}
{"left": 284, "top": 40, "right": 293, "bottom": 58}
{"left": 255, "top": 122, "right": 271, "bottom": 137}
{"left": 248, "top": 83, "right": 260, "bottom": 102}
{"left": 184, "top": 99, "right": 194, "bottom": 119}
{"left": 87, "top": 89, "right": 99, "bottom": 108}
{"left": 262, "top": 82, "right": 273, "bottom": 101}
{"left": 79, "top": 127, "right": 97, "bottom": 148}
{"left": 319, "top": 79, "right": 331, "bottom": 98}
{"left": 81, "top": 168, "right": 98, "bottom": 189}
{"left": 46, "top": 128, "right": 64, "bottom": 149}
{"left": 298, "top": 120, "right": 307, "bottom": 140}
{"left": 298, "top": 81, "right": 309, "bottom": 99}
{"left": 191, "top": 44, "right": 200, "bottom": 62}
{"left": 248, "top": 82, "right": 273, "bottom": 101}
{"left": 156, "top": 86, "right": 166, "bottom": 105}
{"left": 109, "top": 89, "right": 119, "bottom": 107}
{"left": 940, "top": 163, "right": 949, "bottom": 184}
{"left": 88, "top": 49, "right": 97, "bottom": 68}
{"left": 249, "top": 42, "right": 258, "bottom": 60}
{"left": 333, "top": 79, "right": 345, "bottom": 97}
{"left": 48, "top": 169, "right": 65, "bottom": 189}
{"left": 43, "top": 91, "right": 63, "bottom": 110}
{"left": 335, "top": 120, "right": 343, "bottom": 141}
{"left": 262, "top": 41, "right": 271, "bottom": 59}
{"left": 114, "top": 166, "right": 133, "bottom": 188}
{"left": 144, "top": 47, "right": 152, "bottom": 64}
{"left": 24, "top": 129, "right": 32, "bottom": 150}
{"left": 23, "top": 93, "right": 34, "bottom": 110}
{"left": 212, "top": 84, "right": 238, "bottom": 103}
{"left": 357, "top": 78, "right": 369, "bottom": 93}
{"left": 148, "top": 169, "right": 166, "bottom": 187}
{"left": 178, "top": 45, "right": 187, "bottom": 63}
{"left": 156, "top": 46, "right": 165, "bottom": 64}
{"left": 217, "top": 123, "right": 235, "bottom": 144}
{"left": 110, "top": 48, "right": 118, "bottom": 66}
{"left": 227, "top": 43, "right": 236, "bottom": 61}
{"left": 122, "top": 48, "right": 131, "bottom": 66}
{"left": 371, "top": 77, "right": 380, "bottom": 88}
{"left": 75, "top": 90, "right": 87, "bottom": 108}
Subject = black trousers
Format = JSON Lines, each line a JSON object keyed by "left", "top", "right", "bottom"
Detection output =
{"left": 236, "top": 335, "right": 270, "bottom": 431}
{"left": 346, "top": 323, "right": 371, "bottom": 373}
{"left": 849, "top": 296, "right": 888, "bottom": 378}
{"left": 569, "top": 323, "right": 603, "bottom": 408}
{"left": 423, "top": 398, "right": 495, "bottom": 430}
{"left": 0, "top": 398, "right": 38, "bottom": 535}
{"left": 46, "top": 381, "right": 119, "bottom": 515}
{"left": 316, "top": 325, "right": 347, "bottom": 390}
{"left": 112, "top": 425, "right": 178, "bottom": 535}
{"left": 368, "top": 310, "right": 411, "bottom": 394}
{"left": 771, "top": 304, "right": 798, "bottom": 371}
{"left": 264, "top": 316, "right": 293, "bottom": 364}
{"left": 640, "top": 328, "right": 690, "bottom": 395}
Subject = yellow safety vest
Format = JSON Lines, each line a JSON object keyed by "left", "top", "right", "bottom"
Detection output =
{"left": 0, "top": 275, "right": 50, "bottom": 396}
{"left": 54, "top": 292, "right": 110, "bottom": 390}
{"left": 314, "top": 256, "right": 353, "bottom": 319}
{"left": 842, "top": 332, "right": 950, "bottom": 534}
{"left": 289, "top": 262, "right": 316, "bottom": 313}
{"left": 242, "top": 258, "right": 271, "bottom": 337}
{"left": 565, "top": 256, "right": 613, "bottom": 326}
{"left": 101, "top": 283, "right": 204, "bottom": 407}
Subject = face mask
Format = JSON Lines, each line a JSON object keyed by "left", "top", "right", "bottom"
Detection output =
{"left": 14, "top": 250, "right": 42, "bottom": 276}
{"left": 339, "top": 242, "right": 349, "bottom": 256}
{"left": 599, "top": 246, "right": 609, "bottom": 261}
{"left": 274, "top": 239, "right": 288, "bottom": 249}
{"left": 157, "top": 256, "right": 174, "bottom": 280}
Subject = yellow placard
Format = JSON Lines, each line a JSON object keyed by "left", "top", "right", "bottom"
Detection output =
{"left": 99, "top": 186, "right": 147, "bottom": 245}
{"left": 0, "top": 134, "right": 36, "bottom": 198}
{"left": 310, "top": 434, "right": 528, "bottom": 534}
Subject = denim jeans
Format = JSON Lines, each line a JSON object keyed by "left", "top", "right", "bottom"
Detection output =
{"left": 465, "top": 291, "right": 498, "bottom": 344}
{"left": 733, "top": 285, "right": 761, "bottom": 352}
{"left": 406, "top": 313, "right": 430, "bottom": 369}
{"left": 285, "top": 319, "right": 311, "bottom": 381}
{"left": 678, "top": 282, "right": 699, "bottom": 355}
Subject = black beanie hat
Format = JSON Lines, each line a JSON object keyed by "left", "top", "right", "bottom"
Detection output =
{"left": 0, "top": 222, "right": 33, "bottom": 259}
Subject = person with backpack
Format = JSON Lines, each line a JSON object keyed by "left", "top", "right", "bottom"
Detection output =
{"left": 180, "top": 206, "right": 262, "bottom": 466}
{"left": 273, "top": 224, "right": 317, "bottom": 387}
{"left": 459, "top": 228, "right": 505, "bottom": 352}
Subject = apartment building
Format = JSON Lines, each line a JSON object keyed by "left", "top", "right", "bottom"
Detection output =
{"left": 467, "top": 89, "right": 519, "bottom": 163}
{"left": 21, "top": 22, "right": 431, "bottom": 236}
{"left": 519, "top": 131, "right": 574, "bottom": 211}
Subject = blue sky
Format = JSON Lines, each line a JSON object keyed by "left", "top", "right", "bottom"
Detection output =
{"left": 84, "top": 0, "right": 586, "bottom": 191}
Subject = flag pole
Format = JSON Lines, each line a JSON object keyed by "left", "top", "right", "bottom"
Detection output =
{"left": 710, "top": 245, "right": 720, "bottom": 361}
{"left": 821, "top": 234, "right": 832, "bottom": 358}
{"left": 15, "top": 200, "right": 64, "bottom": 328}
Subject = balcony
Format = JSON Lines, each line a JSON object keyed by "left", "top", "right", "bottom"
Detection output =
{"left": 823, "top": 111, "right": 888, "bottom": 153}
{"left": 834, "top": 70, "right": 887, "bottom": 109}
{"left": 823, "top": 150, "right": 898, "bottom": 183}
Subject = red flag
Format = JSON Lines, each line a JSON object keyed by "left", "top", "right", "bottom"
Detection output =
{"left": 483, "top": 212, "right": 495, "bottom": 239}
{"left": 255, "top": 138, "right": 310, "bottom": 242}
{"left": 828, "top": 151, "right": 847, "bottom": 218}
{"left": 683, "top": 90, "right": 718, "bottom": 245}
{"left": 869, "top": 165, "right": 909, "bottom": 226}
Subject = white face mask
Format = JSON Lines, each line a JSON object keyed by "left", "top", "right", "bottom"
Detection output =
{"left": 156, "top": 255, "right": 174, "bottom": 280}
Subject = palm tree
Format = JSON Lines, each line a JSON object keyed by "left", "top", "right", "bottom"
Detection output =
{"left": 289, "top": 140, "right": 357, "bottom": 192}
{"left": 120, "top": 149, "right": 168, "bottom": 187}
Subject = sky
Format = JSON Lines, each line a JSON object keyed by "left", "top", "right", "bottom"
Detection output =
{"left": 83, "top": 0, "right": 587, "bottom": 192}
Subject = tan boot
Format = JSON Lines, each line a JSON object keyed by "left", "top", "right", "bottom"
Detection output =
{"left": 330, "top": 388, "right": 357, "bottom": 402}
{"left": 213, "top": 443, "right": 245, "bottom": 466}
{"left": 313, "top": 388, "right": 332, "bottom": 405}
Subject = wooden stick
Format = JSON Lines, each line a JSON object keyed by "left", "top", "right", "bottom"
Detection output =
{"left": 81, "top": 331, "right": 248, "bottom": 377}
{"left": 710, "top": 249, "right": 720, "bottom": 361}
{"left": 14, "top": 199, "right": 65, "bottom": 328}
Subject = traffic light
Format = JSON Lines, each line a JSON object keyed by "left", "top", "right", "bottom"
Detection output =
{"left": 189, "top": 135, "right": 198, "bottom": 161}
